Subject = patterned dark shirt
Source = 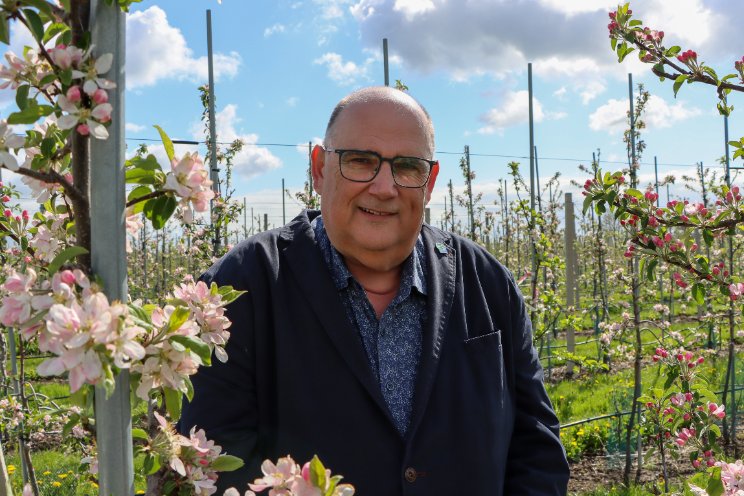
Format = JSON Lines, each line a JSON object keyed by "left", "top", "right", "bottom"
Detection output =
{"left": 312, "top": 216, "right": 427, "bottom": 436}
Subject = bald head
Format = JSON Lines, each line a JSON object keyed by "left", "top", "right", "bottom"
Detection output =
{"left": 324, "top": 86, "right": 435, "bottom": 157}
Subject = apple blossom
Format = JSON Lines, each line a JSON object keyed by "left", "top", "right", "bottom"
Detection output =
{"left": 164, "top": 152, "right": 215, "bottom": 223}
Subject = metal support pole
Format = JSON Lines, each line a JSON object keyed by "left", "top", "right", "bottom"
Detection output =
{"left": 282, "top": 178, "right": 286, "bottom": 224}
{"left": 527, "top": 62, "right": 536, "bottom": 277}
{"left": 424, "top": 207, "right": 430, "bottom": 225}
{"left": 243, "top": 197, "right": 247, "bottom": 238}
{"left": 565, "top": 193, "right": 577, "bottom": 376}
{"left": 206, "top": 10, "right": 220, "bottom": 254}
{"left": 90, "top": 2, "right": 134, "bottom": 495}
{"left": 383, "top": 38, "right": 389, "bottom": 86}
{"left": 653, "top": 156, "right": 660, "bottom": 208}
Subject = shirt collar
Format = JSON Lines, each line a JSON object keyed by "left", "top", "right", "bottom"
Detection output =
{"left": 311, "top": 216, "right": 427, "bottom": 296}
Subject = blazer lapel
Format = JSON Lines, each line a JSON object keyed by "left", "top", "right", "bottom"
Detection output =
{"left": 407, "top": 226, "right": 456, "bottom": 440}
{"left": 281, "top": 214, "right": 395, "bottom": 426}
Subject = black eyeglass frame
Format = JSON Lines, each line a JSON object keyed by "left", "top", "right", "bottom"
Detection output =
{"left": 324, "top": 147, "right": 436, "bottom": 188}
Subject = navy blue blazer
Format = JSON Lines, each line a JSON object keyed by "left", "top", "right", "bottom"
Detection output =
{"left": 180, "top": 210, "right": 569, "bottom": 495}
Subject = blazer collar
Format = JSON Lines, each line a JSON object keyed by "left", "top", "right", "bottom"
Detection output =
{"left": 281, "top": 211, "right": 396, "bottom": 428}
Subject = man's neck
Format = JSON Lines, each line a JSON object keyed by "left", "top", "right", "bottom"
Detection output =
{"left": 344, "top": 257, "right": 402, "bottom": 319}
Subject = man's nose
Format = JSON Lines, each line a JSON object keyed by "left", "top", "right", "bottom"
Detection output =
{"left": 368, "top": 160, "right": 397, "bottom": 196}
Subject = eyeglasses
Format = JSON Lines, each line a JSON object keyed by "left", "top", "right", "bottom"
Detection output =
{"left": 325, "top": 148, "right": 436, "bottom": 188}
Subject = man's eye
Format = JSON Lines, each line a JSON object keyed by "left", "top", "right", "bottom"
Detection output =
{"left": 344, "top": 153, "right": 377, "bottom": 166}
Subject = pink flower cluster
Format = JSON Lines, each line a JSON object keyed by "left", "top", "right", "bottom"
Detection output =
{"left": 50, "top": 44, "right": 115, "bottom": 139}
{"left": 228, "top": 455, "right": 355, "bottom": 496}
{"left": 730, "top": 283, "right": 744, "bottom": 301}
{"left": 0, "top": 49, "right": 52, "bottom": 92}
{"left": 720, "top": 460, "right": 744, "bottom": 494}
{"left": 172, "top": 279, "right": 232, "bottom": 363}
{"left": 736, "top": 56, "right": 744, "bottom": 82}
{"left": 152, "top": 412, "right": 224, "bottom": 496}
{"left": 164, "top": 152, "right": 215, "bottom": 224}
{"left": 0, "top": 268, "right": 146, "bottom": 392}
{"left": 132, "top": 280, "right": 233, "bottom": 400}
{"left": 677, "top": 49, "right": 698, "bottom": 65}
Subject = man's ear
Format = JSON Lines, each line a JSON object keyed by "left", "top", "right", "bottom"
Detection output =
{"left": 424, "top": 161, "right": 439, "bottom": 204}
{"left": 311, "top": 145, "right": 326, "bottom": 193}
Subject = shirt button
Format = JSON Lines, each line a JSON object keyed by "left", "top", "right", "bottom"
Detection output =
{"left": 386, "top": 383, "right": 394, "bottom": 392}
{"left": 404, "top": 467, "right": 417, "bottom": 483}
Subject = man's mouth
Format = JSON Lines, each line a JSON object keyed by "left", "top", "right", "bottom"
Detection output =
{"left": 359, "top": 206, "right": 394, "bottom": 216}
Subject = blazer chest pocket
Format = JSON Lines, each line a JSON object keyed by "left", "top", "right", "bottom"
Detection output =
{"left": 463, "top": 329, "right": 505, "bottom": 405}
{"left": 463, "top": 328, "right": 502, "bottom": 347}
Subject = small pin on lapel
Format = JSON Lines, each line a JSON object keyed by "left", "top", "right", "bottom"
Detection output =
{"left": 435, "top": 242, "right": 447, "bottom": 254}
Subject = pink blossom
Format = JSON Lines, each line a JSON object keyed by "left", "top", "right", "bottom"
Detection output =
{"left": 719, "top": 460, "right": 744, "bottom": 494}
{"left": 675, "top": 427, "right": 695, "bottom": 447}
{"left": 164, "top": 152, "right": 215, "bottom": 223}
{"left": 708, "top": 402, "right": 726, "bottom": 419}
{"left": 66, "top": 85, "right": 82, "bottom": 104}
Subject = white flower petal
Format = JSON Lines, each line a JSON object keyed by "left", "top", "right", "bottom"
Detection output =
{"left": 94, "top": 53, "right": 113, "bottom": 74}
{"left": 87, "top": 120, "right": 109, "bottom": 140}
{"left": 0, "top": 151, "right": 18, "bottom": 171}
{"left": 57, "top": 114, "right": 79, "bottom": 130}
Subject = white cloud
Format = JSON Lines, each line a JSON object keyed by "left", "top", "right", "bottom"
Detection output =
{"left": 393, "top": 0, "right": 435, "bottom": 20}
{"left": 553, "top": 87, "right": 567, "bottom": 99}
{"left": 286, "top": 96, "right": 299, "bottom": 107}
{"left": 191, "top": 104, "right": 282, "bottom": 179}
{"left": 264, "top": 23, "right": 286, "bottom": 37}
{"left": 349, "top": 0, "right": 740, "bottom": 84}
{"left": 579, "top": 80, "right": 606, "bottom": 104}
{"left": 537, "top": 0, "right": 616, "bottom": 16}
{"left": 478, "top": 90, "right": 564, "bottom": 135}
{"left": 126, "top": 6, "right": 241, "bottom": 88}
{"left": 589, "top": 95, "right": 702, "bottom": 134}
{"left": 126, "top": 122, "right": 146, "bottom": 133}
{"left": 314, "top": 52, "right": 370, "bottom": 86}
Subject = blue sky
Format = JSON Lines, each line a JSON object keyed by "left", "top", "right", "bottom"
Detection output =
{"left": 3, "top": 0, "right": 744, "bottom": 230}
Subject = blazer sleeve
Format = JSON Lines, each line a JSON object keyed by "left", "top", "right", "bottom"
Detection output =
{"left": 178, "top": 255, "right": 259, "bottom": 492}
{"left": 503, "top": 272, "right": 570, "bottom": 495}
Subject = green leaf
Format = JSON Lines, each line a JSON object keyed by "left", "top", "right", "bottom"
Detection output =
{"left": 126, "top": 153, "right": 161, "bottom": 172}
{"left": 665, "top": 46, "right": 681, "bottom": 57}
{"left": 706, "top": 466, "right": 724, "bottom": 496}
{"left": 23, "top": 9, "right": 45, "bottom": 41}
{"left": 143, "top": 194, "right": 177, "bottom": 229}
{"left": 215, "top": 284, "right": 246, "bottom": 304}
{"left": 170, "top": 335, "right": 211, "bottom": 366}
{"left": 125, "top": 167, "right": 158, "bottom": 185}
{"left": 163, "top": 387, "right": 182, "bottom": 420}
{"left": 618, "top": 46, "right": 635, "bottom": 63}
{"left": 628, "top": 19, "right": 642, "bottom": 26}
{"left": 309, "top": 455, "right": 327, "bottom": 490}
{"left": 43, "top": 22, "right": 69, "bottom": 44}
{"left": 646, "top": 259, "right": 658, "bottom": 282}
{"left": 610, "top": 37, "right": 617, "bottom": 51}
{"left": 7, "top": 103, "right": 54, "bottom": 125}
{"left": 48, "top": 245, "right": 89, "bottom": 274}
{"left": 144, "top": 453, "right": 161, "bottom": 476}
{"left": 702, "top": 66, "right": 718, "bottom": 81}
{"left": 166, "top": 306, "right": 191, "bottom": 332}
{"left": 0, "top": 15, "right": 9, "bottom": 45}
{"left": 131, "top": 428, "right": 148, "bottom": 441}
{"left": 154, "top": 125, "right": 174, "bottom": 162}
{"left": 40, "top": 137, "right": 55, "bottom": 157}
{"left": 127, "top": 185, "right": 152, "bottom": 203}
{"left": 15, "top": 85, "right": 29, "bottom": 111}
{"left": 702, "top": 229, "right": 713, "bottom": 246}
{"left": 582, "top": 194, "right": 593, "bottom": 215}
{"left": 673, "top": 74, "right": 689, "bottom": 97}
{"left": 210, "top": 455, "right": 244, "bottom": 472}
{"left": 692, "top": 283, "right": 705, "bottom": 305}
{"left": 625, "top": 188, "right": 642, "bottom": 199}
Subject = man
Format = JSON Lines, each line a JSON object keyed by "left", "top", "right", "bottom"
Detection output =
{"left": 180, "top": 86, "right": 569, "bottom": 495}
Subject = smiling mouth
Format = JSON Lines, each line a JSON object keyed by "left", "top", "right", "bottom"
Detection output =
{"left": 359, "top": 206, "right": 394, "bottom": 216}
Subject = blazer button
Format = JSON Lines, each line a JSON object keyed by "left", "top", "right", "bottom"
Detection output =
{"left": 404, "top": 467, "right": 417, "bottom": 483}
